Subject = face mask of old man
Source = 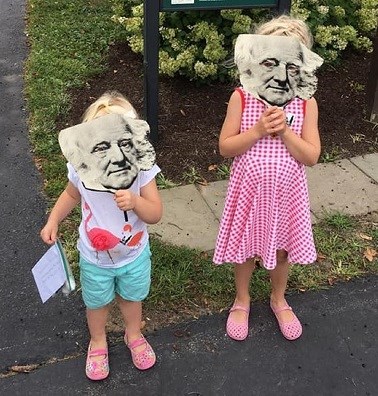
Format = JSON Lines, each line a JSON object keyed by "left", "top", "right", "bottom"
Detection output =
{"left": 59, "top": 113, "right": 156, "bottom": 192}
{"left": 234, "top": 35, "right": 323, "bottom": 107}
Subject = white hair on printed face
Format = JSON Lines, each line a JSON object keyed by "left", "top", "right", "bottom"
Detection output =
{"left": 59, "top": 113, "right": 156, "bottom": 193}
{"left": 234, "top": 34, "right": 323, "bottom": 107}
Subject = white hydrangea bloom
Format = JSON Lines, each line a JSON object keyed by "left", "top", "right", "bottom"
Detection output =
{"left": 232, "top": 14, "right": 252, "bottom": 34}
{"left": 176, "top": 46, "right": 196, "bottom": 68}
{"left": 323, "top": 49, "right": 338, "bottom": 62}
{"left": 128, "top": 35, "right": 143, "bottom": 53}
{"left": 354, "top": 36, "right": 373, "bottom": 52}
{"left": 339, "top": 26, "right": 357, "bottom": 41}
{"left": 132, "top": 4, "right": 143, "bottom": 18}
{"left": 159, "top": 51, "right": 180, "bottom": 77}
{"left": 357, "top": 8, "right": 378, "bottom": 32}
{"left": 220, "top": 9, "right": 242, "bottom": 21}
{"left": 160, "top": 27, "right": 176, "bottom": 40}
{"left": 317, "top": 5, "right": 329, "bottom": 15}
{"left": 194, "top": 61, "right": 217, "bottom": 79}
{"left": 315, "top": 25, "right": 334, "bottom": 47}
{"left": 332, "top": 6, "right": 346, "bottom": 18}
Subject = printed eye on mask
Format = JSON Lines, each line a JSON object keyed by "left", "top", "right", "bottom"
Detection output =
{"left": 234, "top": 35, "right": 324, "bottom": 107}
{"left": 59, "top": 113, "right": 156, "bottom": 192}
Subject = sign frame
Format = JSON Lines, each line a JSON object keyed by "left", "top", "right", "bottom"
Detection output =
{"left": 160, "top": 0, "right": 278, "bottom": 11}
{"left": 144, "top": 1, "right": 292, "bottom": 142}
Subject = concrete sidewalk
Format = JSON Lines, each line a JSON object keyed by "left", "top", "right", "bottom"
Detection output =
{"left": 149, "top": 154, "right": 378, "bottom": 252}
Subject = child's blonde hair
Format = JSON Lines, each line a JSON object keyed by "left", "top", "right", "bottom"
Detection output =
{"left": 82, "top": 90, "right": 138, "bottom": 122}
{"left": 254, "top": 15, "right": 313, "bottom": 49}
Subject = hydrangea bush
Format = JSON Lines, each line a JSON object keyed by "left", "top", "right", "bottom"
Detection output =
{"left": 291, "top": 0, "right": 378, "bottom": 61}
{"left": 112, "top": 0, "right": 378, "bottom": 82}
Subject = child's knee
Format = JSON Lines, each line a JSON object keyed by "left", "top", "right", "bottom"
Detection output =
{"left": 276, "top": 249, "right": 288, "bottom": 263}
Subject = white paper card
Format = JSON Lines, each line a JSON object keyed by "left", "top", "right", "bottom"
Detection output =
{"left": 32, "top": 243, "right": 67, "bottom": 303}
{"left": 172, "top": 0, "right": 194, "bottom": 4}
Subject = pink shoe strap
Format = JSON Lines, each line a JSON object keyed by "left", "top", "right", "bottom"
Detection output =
{"left": 271, "top": 303, "right": 292, "bottom": 314}
{"left": 230, "top": 304, "right": 250, "bottom": 314}
{"left": 88, "top": 347, "right": 108, "bottom": 358}
{"left": 128, "top": 336, "right": 147, "bottom": 350}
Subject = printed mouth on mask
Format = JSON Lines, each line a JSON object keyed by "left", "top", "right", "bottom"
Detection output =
{"left": 109, "top": 167, "right": 131, "bottom": 175}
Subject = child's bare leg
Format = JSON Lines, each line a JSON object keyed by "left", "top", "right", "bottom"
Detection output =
{"left": 269, "top": 250, "right": 294, "bottom": 322}
{"left": 86, "top": 306, "right": 110, "bottom": 359}
{"left": 118, "top": 295, "right": 156, "bottom": 369}
{"left": 230, "top": 258, "right": 256, "bottom": 322}
{"left": 117, "top": 296, "right": 145, "bottom": 352}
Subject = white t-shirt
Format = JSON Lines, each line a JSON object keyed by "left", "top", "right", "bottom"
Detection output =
{"left": 67, "top": 163, "right": 161, "bottom": 268}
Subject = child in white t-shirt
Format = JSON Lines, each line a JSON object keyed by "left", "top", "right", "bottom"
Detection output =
{"left": 40, "top": 91, "right": 162, "bottom": 380}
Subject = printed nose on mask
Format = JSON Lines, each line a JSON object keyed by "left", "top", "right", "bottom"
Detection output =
{"left": 109, "top": 144, "right": 126, "bottom": 162}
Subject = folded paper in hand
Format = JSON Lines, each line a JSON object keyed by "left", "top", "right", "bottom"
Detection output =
{"left": 32, "top": 240, "right": 76, "bottom": 303}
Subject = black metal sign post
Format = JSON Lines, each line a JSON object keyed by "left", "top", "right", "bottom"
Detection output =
{"left": 144, "top": 0, "right": 291, "bottom": 142}
{"left": 367, "top": 31, "right": 378, "bottom": 123}
{"left": 143, "top": 0, "right": 160, "bottom": 143}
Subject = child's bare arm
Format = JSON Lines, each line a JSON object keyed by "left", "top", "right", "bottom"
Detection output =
{"left": 40, "top": 182, "right": 81, "bottom": 244}
{"left": 114, "top": 179, "right": 162, "bottom": 224}
{"left": 279, "top": 97, "right": 321, "bottom": 166}
{"left": 219, "top": 91, "right": 280, "bottom": 158}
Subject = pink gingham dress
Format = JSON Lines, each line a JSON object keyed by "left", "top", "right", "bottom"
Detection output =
{"left": 213, "top": 88, "right": 317, "bottom": 269}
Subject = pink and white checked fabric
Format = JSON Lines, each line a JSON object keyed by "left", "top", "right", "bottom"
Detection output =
{"left": 213, "top": 88, "right": 317, "bottom": 269}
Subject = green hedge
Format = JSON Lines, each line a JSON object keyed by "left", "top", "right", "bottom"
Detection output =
{"left": 112, "top": 0, "right": 378, "bottom": 83}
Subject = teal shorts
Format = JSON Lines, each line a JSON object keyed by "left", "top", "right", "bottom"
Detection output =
{"left": 79, "top": 244, "right": 152, "bottom": 310}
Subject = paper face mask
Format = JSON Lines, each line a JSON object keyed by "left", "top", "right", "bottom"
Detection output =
{"left": 59, "top": 113, "right": 156, "bottom": 192}
{"left": 234, "top": 34, "right": 324, "bottom": 107}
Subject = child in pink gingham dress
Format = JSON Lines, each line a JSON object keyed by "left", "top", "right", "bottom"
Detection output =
{"left": 213, "top": 15, "right": 322, "bottom": 342}
{"left": 214, "top": 88, "right": 316, "bottom": 268}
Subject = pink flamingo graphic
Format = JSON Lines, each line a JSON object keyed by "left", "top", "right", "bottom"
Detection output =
{"left": 84, "top": 202, "right": 120, "bottom": 251}
{"left": 121, "top": 224, "right": 143, "bottom": 248}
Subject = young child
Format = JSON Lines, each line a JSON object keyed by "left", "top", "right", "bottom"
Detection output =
{"left": 40, "top": 91, "right": 162, "bottom": 379}
{"left": 213, "top": 16, "right": 321, "bottom": 341}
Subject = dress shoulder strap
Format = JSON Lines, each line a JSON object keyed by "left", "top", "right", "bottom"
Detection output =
{"left": 235, "top": 87, "right": 245, "bottom": 112}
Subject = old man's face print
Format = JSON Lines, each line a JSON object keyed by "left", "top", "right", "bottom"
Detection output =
{"left": 89, "top": 125, "right": 140, "bottom": 190}
{"left": 235, "top": 35, "right": 323, "bottom": 107}
{"left": 59, "top": 113, "right": 156, "bottom": 192}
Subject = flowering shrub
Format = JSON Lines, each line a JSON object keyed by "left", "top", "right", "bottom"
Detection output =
{"left": 112, "top": 2, "right": 269, "bottom": 82}
{"left": 112, "top": 0, "right": 377, "bottom": 82}
{"left": 291, "top": 0, "right": 378, "bottom": 62}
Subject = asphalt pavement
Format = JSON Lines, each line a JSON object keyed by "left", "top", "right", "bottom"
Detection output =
{"left": 0, "top": 0, "right": 87, "bottom": 374}
{"left": 0, "top": 2, "right": 377, "bottom": 395}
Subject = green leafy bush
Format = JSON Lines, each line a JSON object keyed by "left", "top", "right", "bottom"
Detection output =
{"left": 113, "top": 0, "right": 378, "bottom": 82}
{"left": 112, "top": 2, "right": 269, "bottom": 82}
{"left": 291, "top": 0, "right": 378, "bottom": 61}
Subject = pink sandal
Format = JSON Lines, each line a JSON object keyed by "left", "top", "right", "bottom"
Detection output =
{"left": 125, "top": 333, "right": 156, "bottom": 370}
{"left": 270, "top": 302, "right": 302, "bottom": 340}
{"left": 226, "top": 304, "right": 250, "bottom": 341}
{"left": 85, "top": 344, "right": 109, "bottom": 381}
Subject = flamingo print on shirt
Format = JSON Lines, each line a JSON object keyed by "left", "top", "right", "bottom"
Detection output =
{"left": 84, "top": 202, "right": 143, "bottom": 251}
{"left": 120, "top": 224, "right": 143, "bottom": 248}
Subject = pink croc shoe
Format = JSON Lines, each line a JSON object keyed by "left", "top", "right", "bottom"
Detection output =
{"left": 85, "top": 344, "right": 109, "bottom": 381}
{"left": 270, "top": 302, "right": 302, "bottom": 340}
{"left": 226, "top": 304, "right": 250, "bottom": 341}
{"left": 125, "top": 333, "right": 156, "bottom": 370}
